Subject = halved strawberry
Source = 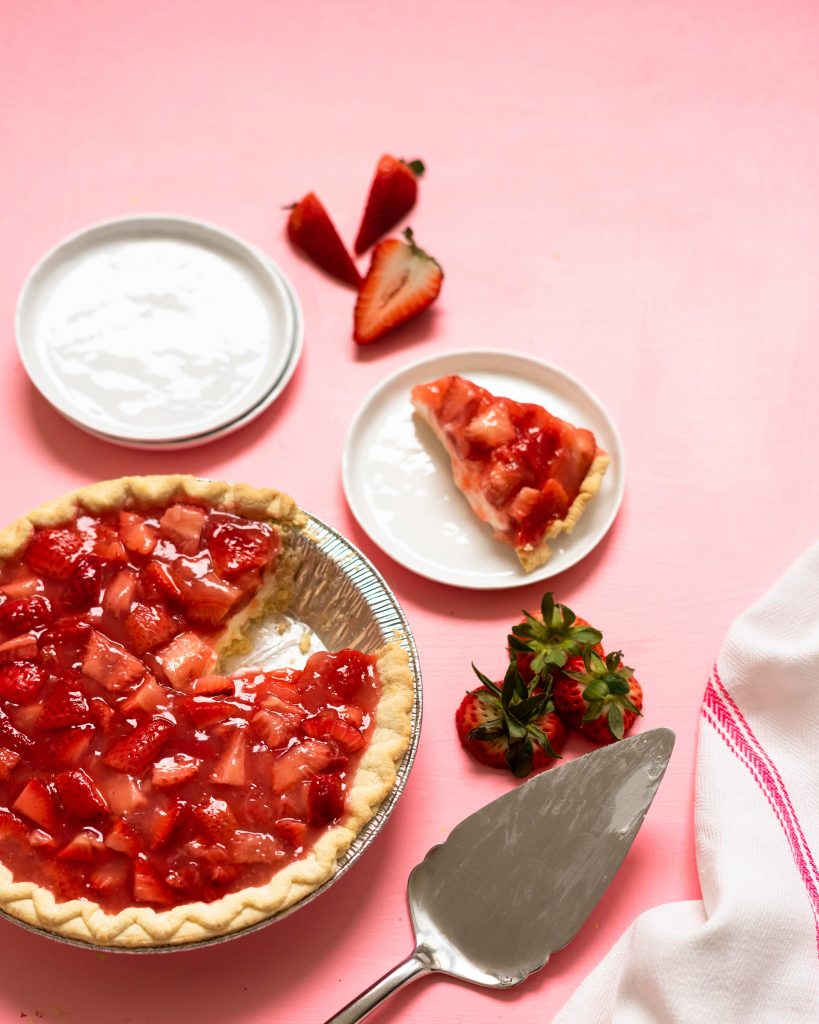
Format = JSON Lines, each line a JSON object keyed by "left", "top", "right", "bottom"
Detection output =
{"left": 104, "top": 819, "right": 142, "bottom": 858}
{"left": 210, "top": 728, "right": 247, "bottom": 786}
{"left": 82, "top": 630, "right": 147, "bottom": 690}
{"left": 0, "top": 594, "right": 52, "bottom": 635}
{"left": 124, "top": 602, "right": 178, "bottom": 655}
{"left": 0, "top": 660, "right": 47, "bottom": 703}
{"left": 455, "top": 662, "right": 568, "bottom": 777}
{"left": 207, "top": 520, "right": 275, "bottom": 579}
{"left": 133, "top": 857, "right": 174, "bottom": 905}
{"left": 192, "top": 796, "right": 237, "bottom": 843}
{"left": 57, "top": 830, "right": 106, "bottom": 862}
{"left": 50, "top": 726, "right": 95, "bottom": 767}
{"left": 39, "top": 678, "right": 91, "bottom": 730}
{"left": 353, "top": 228, "right": 443, "bottom": 344}
{"left": 152, "top": 631, "right": 217, "bottom": 690}
{"left": 102, "top": 568, "right": 137, "bottom": 618}
{"left": 139, "top": 560, "right": 182, "bottom": 603}
{"left": 158, "top": 504, "right": 206, "bottom": 554}
{"left": 553, "top": 648, "right": 643, "bottom": 745}
{"left": 152, "top": 753, "right": 200, "bottom": 789}
{"left": 0, "top": 633, "right": 38, "bottom": 662}
{"left": 0, "top": 747, "right": 21, "bottom": 781}
{"left": 181, "top": 696, "right": 236, "bottom": 729}
{"left": 55, "top": 768, "right": 109, "bottom": 820}
{"left": 269, "top": 739, "right": 335, "bottom": 793}
{"left": 120, "top": 676, "right": 168, "bottom": 716}
{"left": 507, "top": 592, "right": 603, "bottom": 689}
{"left": 103, "top": 717, "right": 175, "bottom": 775}
{"left": 274, "top": 818, "right": 307, "bottom": 850}
{"left": 118, "top": 511, "right": 158, "bottom": 557}
{"left": 302, "top": 711, "right": 365, "bottom": 753}
{"left": 23, "top": 528, "right": 82, "bottom": 580}
{"left": 229, "top": 830, "right": 283, "bottom": 864}
{"left": 307, "top": 773, "right": 344, "bottom": 826}
{"left": 63, "top": 555, "right": 104, "bottom": 610}
{"left": 12, "top": 778, "right": 58, "bottom": 831}
{"left": 354, "top": 155, "right": 425, "bottom": 255}
{"left": 286, "top": 192, "right": 362, "bottom": 288}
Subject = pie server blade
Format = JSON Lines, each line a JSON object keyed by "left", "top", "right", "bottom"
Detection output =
{"left": 324, "top": 727, "right": 674, "bottom": 1024}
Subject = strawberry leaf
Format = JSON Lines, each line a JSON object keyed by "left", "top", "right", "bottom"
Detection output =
{"left": 607, "top": 703, "right": 625, "bottom": 740}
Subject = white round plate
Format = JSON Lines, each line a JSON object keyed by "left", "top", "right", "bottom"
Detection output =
{"left": 342, "top": 349, "right": 625, "bottom": 590}
{"left": 60, "top": 256, "right": 304, "bottom": 451}
{"left": 16, "top": 215, "right": 302, "bottom": 443}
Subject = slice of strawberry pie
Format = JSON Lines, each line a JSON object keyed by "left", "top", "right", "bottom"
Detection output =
{"left": 0, "top": 476, "right": 413, "bottom": 947}
{"left": 411, "top": 376, "right": 609, "bottom": 571}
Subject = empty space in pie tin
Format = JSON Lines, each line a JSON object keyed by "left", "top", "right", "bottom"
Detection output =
{"left": 0, "top": 510, "right": 422, "bottom": 953}
{"left": 16, "top": 216, "right": 302, "bottom": 442}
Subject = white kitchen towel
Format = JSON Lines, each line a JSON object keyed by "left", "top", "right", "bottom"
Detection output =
{"left": 553, "top": 542, "right": 819, "bottom": 1023}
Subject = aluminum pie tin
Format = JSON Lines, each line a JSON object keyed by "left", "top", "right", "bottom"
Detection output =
{"left": 15, "top": 215, "right": 303, "bottom": 446}
{"left": 0, "top": 509, "right": 422, "bottom": 953}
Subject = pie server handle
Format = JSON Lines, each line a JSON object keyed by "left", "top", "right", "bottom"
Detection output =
{"left": 323, "top": 949, "right": 433, "bottom": 1024}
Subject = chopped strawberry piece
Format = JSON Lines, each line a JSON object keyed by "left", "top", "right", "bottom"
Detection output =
{"left": 274, "top": 818, "right": 307, "bottom": 850}
{"left": 307, "top": 773, "right": 345, "bottom": 826}
{"left": 89, "top": 859, "right": 130, "bottom": 896}
{"left": 256, "top": 669, "right": 301, "bottom": 704}
{"left": 97, "top": 773, "right": 147, "bottom": 815}
{"left": 210, "top": 728, "right": 247, "bottom": 786}
{"left": 189, "top": 674, "right": 235, "bottom": 696}
{"left": 181, "top": 695, "right": 237, "bottom": 728}
{"left": 0, "top": 660, "right": 47, "bottom": 703}
{"left": 0, "top": 633, "right": 38, "bottom": 662}
{"left": 192, "top": 797, "right": 237, "bottom": 843}
{"left": 57, "top": 829, "right": 106, "bottom": 862}
{"left": 0, "top": 807, "right": 27, "bottom": 841}
{"left": 120, "top": 676, "right": 168, "bottom": 716}
{"left": 145, "top": 796, "right": 182, "bottom": 850}
{"left": 39, "top": 679, "right": 91, "bottom": 730}
{"left": 159, "top": 504, "right": 206, "bottom": 554}
{"left": 153, "top": 631, "right": 217, "bottom": 690}
{"left": 89, "top": 696, "right": 117, "bottom": 733}
{"left": 28, "top": 827, "right": 57, "bottom": 849}
{"left": 165, "top": 861, "right": 201, "bottom": 892}
{"left": 303, "top": 711, "right": 365, "bottom": 753}
{"left": 24, "top": 528, "right": 82, "bottom": 580}
{"left": 229, "top": 830, "right": 283, "bottom": 864}
{"left": 82, "top": 629, "right": 146, "bottom": 690}
{"left": 118, "top": 512, "right": 158, "bottom": 557}
{"left": 0, "top": 706, "right": 33, "bottom": 752}
{"left": 336, "top": 705, "right": 365, "bottom": 727}
{"left": 46, "top": 860, "right": 87, "bottom": 901}
{"left": 13, "top": 778, "right": 58, "bottom": 831}
{"left": 0, "top": 594, "right": 52, "bottom": 635}
{"left": 0, "top": 570, "right": 41, "bottom": 600}
{"left": 0, "top": 746, "right": 21, "bottom": 780}
{"left": 177, "top": 572, "right": 242, "bottom": 628}
{"left": 152, "top": 753, "right": 200, "bottom": 789}
{"left": 55, "top": 768, "right": 109, "bottom": 820}
{"left": 207, "top": 520, "right": 275, "bottom": 578}
{"left": 104, "top": 819, "right": 142, "bottom": 858}
{"left": 38, "top": 616, "right": 92, "bottom": 667}
{"left": 269, "top": 739, "right": 335, "bottom": 793}
{"left": 49, "top": 726, "right": 95, "bottom": 767}
{"left": 102, "top": 568, "right": 137, "bottom": 618}
{"left": 124, "top": 602, "right": 178, "bottom": 655}
{"left": 92, "top": 524, "right": 127, "bottom": 563}
{"left": 133, "top": 858, "right": 174, "bottom": 905}
{"left": 64, "top": 555, "right": 105, "bottom": 610}
{"left": 103, "top": 717, "right": 175, "bottom": 775}
{"left": 250, "top": 708, "right": 301, "bottom": 750}
{"left": 139, "top": 560, "right": 181, "bottom": 603}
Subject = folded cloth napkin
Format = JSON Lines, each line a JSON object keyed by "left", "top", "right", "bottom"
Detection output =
{"left": 554, "top": 542, "right": 819, "bottom": 1023}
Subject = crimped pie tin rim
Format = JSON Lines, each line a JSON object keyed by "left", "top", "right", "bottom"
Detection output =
{"left": 0, "top": 507, "right": 422, "bottom": 953}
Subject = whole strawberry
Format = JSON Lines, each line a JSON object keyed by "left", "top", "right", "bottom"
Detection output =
{"left": 553, "top": 648, "right": 643, "bottom": 745}
{"left": 455, "top": 662, "right": 567, "bottom": 777}
{"left": 286, "top": 192, "right": 362, "bottom": 288}
{"left": 354, "top": 155, "right": 425, "bottom": 255}
{"left": 507, "top": 592, "right": 603, "bottom": 689}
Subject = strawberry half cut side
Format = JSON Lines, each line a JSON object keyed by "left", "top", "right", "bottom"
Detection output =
{"left": 455, "top": 662, "right": 567, "bottom": 777}
{"left": 354, "top": 155, "right": 425, "bottom": 255}
{"left": 286, "top": 192, "right": 362, "bottom": 288}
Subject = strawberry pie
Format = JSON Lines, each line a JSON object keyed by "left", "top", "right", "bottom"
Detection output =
{"left": 0, "top": 476, "right": 413, "bottom": 947}
{"left": 411, "top": 376, "right": 609, "bottom": 570}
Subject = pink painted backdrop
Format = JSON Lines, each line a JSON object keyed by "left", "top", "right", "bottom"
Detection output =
{"left": 2, "top": 1, "right": 819, "bottom": 1020}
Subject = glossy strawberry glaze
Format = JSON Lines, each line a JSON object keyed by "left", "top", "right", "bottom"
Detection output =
{"left": 0, "top": 504, "right": 379, "bottom": 914}
{"left": 411, "top": 375, "right": 598, "bottom": 547}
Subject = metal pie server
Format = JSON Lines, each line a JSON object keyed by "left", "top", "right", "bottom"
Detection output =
{"left": 325, "top": 727, "right": 674, "bottom": 1024}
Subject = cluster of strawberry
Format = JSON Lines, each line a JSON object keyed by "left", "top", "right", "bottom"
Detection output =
{"left": 285, "top": 154, "right": 443, "bottom": 344}
{"left": 455, "top": 593, "right": 644, "bottom": 777}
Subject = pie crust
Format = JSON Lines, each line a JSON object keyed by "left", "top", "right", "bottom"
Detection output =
{"left": 0, "top": 475, "right": 414, "bottom": 947}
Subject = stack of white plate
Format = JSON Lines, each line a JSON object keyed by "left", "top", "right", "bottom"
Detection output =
{"left": 15, "top": 216, "right": 303, "bottom": 449}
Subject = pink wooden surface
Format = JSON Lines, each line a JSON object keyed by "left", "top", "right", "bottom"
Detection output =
{"left": 2, "top": 1, "right": 818, "bottom": 1020}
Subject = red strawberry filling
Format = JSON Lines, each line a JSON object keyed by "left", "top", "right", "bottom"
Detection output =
{"left": 0, "top": 503, "right": 380, "bottom": 915}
